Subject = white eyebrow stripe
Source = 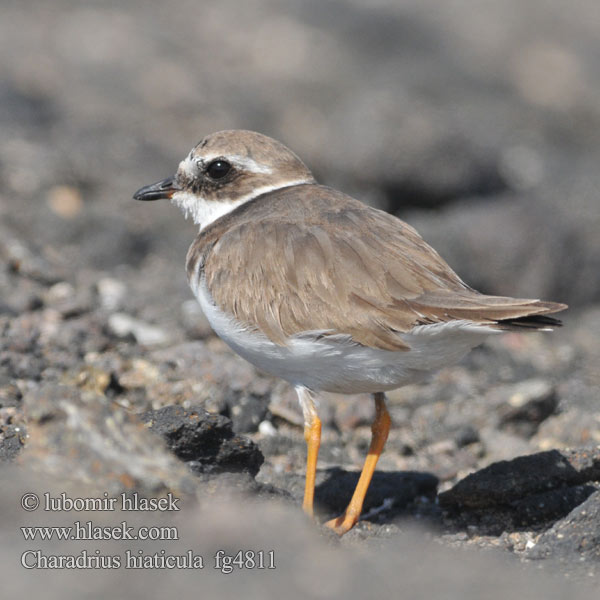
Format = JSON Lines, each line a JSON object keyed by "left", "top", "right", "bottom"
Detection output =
{"left": 199, "top": 154, "right": 274, "bottom": 175}
{"left": 229, "top": 156, "right": 274, "bottom": 174}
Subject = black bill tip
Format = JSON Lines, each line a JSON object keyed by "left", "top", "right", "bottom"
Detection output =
{"left": 133, "top": 176, "right": 180, "bottom": 201}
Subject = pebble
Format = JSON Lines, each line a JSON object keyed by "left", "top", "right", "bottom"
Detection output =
{"left": 46, "top": 185, "right": 83, "bottom": 219}
{"left": 96, "top": 277, "right": 127, "bottom": 311}
{"left": 258, "top": 420, "right": 277, "bottom": 437}
{"left": 45, "top": 281, "right": 76, "bottom": 303}
{"left": 108, "top": 312, "right": 170, "bottom": 346}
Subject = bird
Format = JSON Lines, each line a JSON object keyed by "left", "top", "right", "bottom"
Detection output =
{"left": 134, "top": 129, "right": 567, "bottom": 535}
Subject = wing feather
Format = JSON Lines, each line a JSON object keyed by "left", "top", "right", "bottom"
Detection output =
{"left": 196, "top": 185, "right": 566, "bottom": 349}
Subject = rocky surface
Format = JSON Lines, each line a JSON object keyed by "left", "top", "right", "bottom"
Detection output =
{"left": 528, "top": 490, "right": 600, "bottom": 563}
{"left": 142, "top": 404, "right": 264, "bottom": 477}
{"left": 439, "top": 448, "right": 600, "bottom": 511}
{"left": 1, "top": 0, "right": 600, "bottom": 598}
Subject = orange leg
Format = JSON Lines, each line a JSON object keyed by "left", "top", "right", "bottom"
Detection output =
{"left": 325, "top": 392, "right": 391, "bottom": 535}
{"left": 297, "top": 387, "right": 321, "bottom": 518}
{"left": 302, "top": 413, "right": 322, "bottom": 517}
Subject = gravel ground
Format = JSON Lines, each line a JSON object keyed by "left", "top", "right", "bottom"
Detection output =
{"left": 1, "top": 1, "right": 600, "bottom": 598}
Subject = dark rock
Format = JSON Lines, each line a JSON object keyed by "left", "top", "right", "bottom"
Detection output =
{"left": 512, "top": 484, "right": 599, "bottom": 526}
{"left": 440, "top": 448, "right": 600, "bottom": 510}
{"left": 316, "top": 467, "right": 438, "bottom": 518}
{"left": 142, "top": 404, "right": 264, "bottom": 477}
{"left": 454, "top": 425, "right": 480, "bottom": 448}
{"left": 0, "top": 424, "right": 25, "bottom": 461}
{"left": 527, "top": 490, "right": 600, "bottom": 563}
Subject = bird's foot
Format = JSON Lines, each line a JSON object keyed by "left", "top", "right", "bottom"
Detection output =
{"left": 323, "top": 512, "right": 358, "bottom": 536}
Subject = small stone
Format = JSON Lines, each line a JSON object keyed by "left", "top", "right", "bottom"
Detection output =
{"left": 45, "top": 281, "right": 76, "bottom": 303}
{"left": 259, "top": 420, "right": 277, "bottom": 437}
{"left": 63, "top": 365, "right": 112, "bottom": 395}
{"left": 427, "top": 439, "right": 458, "bottom": 456}
{"left": 96, "top": 277, "right": 127, "bottom": 311}
{"left": 46, "top": 185, "right": 83, "bottom": 218}
{"left": 454, "top": 425, "right": 480, "bottom": 448}
{"left": 117, "top": 359, "right": 162, "bottom": 389}
{"left": 41, "top": 283, "right": 91, "bottom": 319}
{"left": 108, "top": 312, "right": 170, "bottom": 346}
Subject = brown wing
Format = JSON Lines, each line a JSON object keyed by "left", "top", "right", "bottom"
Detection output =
{"left": 197, "top": 185, "right": 566, "bottom": 350}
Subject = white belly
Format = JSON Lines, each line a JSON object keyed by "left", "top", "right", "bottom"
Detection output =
{"left": 193, "top": 278, "right": 498, "bottom": 394}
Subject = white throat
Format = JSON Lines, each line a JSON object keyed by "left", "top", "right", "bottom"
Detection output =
{"left": 171, "top": 180, "right": 310, "bottom": 230}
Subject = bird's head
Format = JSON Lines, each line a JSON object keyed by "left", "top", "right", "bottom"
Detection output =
{"left": 133, "top": 130, "right": 315, "bottom": 228}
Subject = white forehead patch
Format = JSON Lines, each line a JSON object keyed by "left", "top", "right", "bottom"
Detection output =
{"left": 178, "top": 154, "right": 198, "bottom": 178}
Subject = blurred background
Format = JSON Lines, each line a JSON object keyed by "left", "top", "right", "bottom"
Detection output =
{"left": 3, "top": 0, "right": 600, "bottom": 315}
{"left": 1, "top": 0, "right": 600, "bottom": 596}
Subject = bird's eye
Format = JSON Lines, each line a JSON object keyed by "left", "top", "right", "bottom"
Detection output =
{"left": 206, "top": 159, "right": 231, "bottom": 180}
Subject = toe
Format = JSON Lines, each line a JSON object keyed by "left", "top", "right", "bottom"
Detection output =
{"left": 323, "top": 514, "right": 357, "bottom": 536}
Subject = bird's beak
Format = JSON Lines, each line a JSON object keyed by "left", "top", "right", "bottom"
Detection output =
{"left": 133, "top": 176, "right": 181, "bottom": 201}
